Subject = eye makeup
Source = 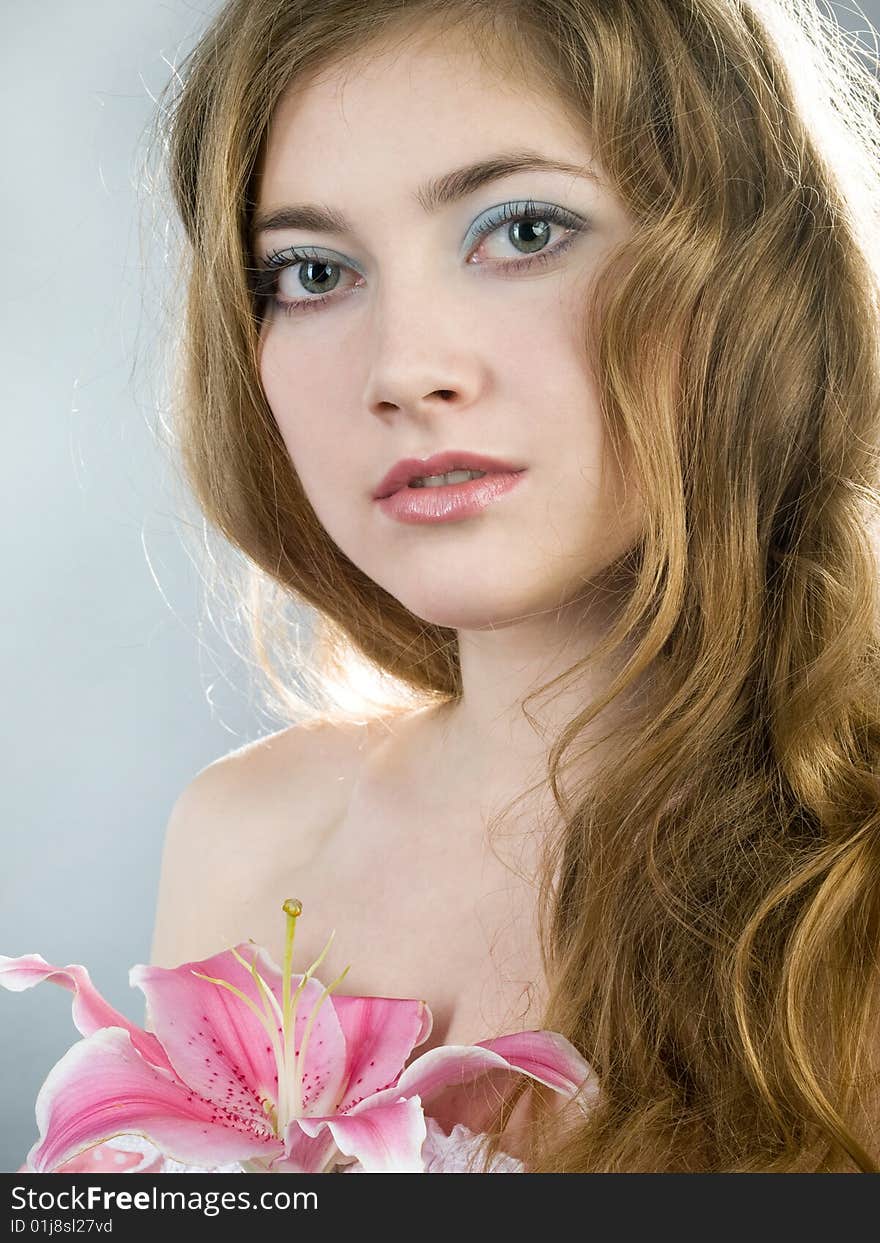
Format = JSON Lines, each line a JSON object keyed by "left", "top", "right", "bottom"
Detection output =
{"left": 251, "top": 197, "right": 590, "bottom": 319}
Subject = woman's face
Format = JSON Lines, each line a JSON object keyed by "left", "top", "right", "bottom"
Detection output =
{"left": 254, "top": 29, "right": 643, "bottom": 630}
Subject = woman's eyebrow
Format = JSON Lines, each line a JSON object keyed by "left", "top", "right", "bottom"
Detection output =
{"left": 250, "top": 149, "right": 600, "bottom": 240}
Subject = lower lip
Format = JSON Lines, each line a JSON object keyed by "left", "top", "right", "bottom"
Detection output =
{"left": 376, "top": 471, "right": 526, "bottom": 524}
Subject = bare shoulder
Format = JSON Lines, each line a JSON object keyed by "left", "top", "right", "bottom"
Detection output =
{"left": 148, "top": 713, "right": 396, "bottom": 968}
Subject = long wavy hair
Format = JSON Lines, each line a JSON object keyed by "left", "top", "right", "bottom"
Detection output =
{"left": 147, "top": 0, "right": 880, "bottom": 1171}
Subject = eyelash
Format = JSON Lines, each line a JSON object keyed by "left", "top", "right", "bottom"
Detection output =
{"left": 252, "top": 199, "right": 587, "bottom": 319}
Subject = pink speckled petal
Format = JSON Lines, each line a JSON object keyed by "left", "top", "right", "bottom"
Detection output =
{"left": 26, "top": 1027, "right": 283, "bottom": 1173}
{"left": 296, "top": 1095, "right": 427, "bottom": 1173}
{"left": 330, "top": 995, "right": 432, "bottom": 1111}
{"left": 131, "top": 945, "right": 347, "bottom": 1122}
{"left": 0, "top": 954, "right": 172, "bottom": 1072}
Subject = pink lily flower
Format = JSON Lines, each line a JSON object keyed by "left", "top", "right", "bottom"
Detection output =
{"left": 1, "top": 900, "right": 596, "bottom": 1174}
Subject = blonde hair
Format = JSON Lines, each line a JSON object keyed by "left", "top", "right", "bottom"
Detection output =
{"left": 148, "top": 0, "right": 880, "bottom": 1170}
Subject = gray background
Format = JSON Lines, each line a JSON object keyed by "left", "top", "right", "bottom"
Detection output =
{"left": 0, "top": 0, "right": 261, "bottom": 1173}
{"left": 1, "top": 1, "right": 878, "bottom": 1173}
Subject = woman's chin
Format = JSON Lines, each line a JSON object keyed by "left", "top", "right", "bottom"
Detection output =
{"left": 395, "top": 590, "right": 543, "bottom": 632}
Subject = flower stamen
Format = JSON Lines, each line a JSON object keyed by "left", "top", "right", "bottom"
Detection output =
{"left": 293, "top": 963, "right": 351, "bottom": 1116}
{"left": 281, "top": 899, "right": 302, "bottom": 1043}
{"left": 195, "top": 902, "right": 351, "bottom": 1137}
{"left": 282, "top": 926, "right": 337, "bottom": 1125}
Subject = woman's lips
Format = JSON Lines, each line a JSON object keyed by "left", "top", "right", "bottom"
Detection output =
{"left": 375, "top": 469, "right": 526, "bottom": 524}
{"left": 373, "top": 451, "right": 525, "bottom": 500}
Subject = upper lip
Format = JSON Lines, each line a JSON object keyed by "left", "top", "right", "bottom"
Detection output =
{"left": 373, "top": 451, "right": 526, "bottom": 499}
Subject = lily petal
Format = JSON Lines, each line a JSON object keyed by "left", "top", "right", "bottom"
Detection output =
{"left": 366, "top": 1031, "right": 596, "bottom": 1111}
{"left": 475, "top": 1031, "right": 599, "bottom": 1102}
{"left": 330, "top": 996, "right": 433, "bottom": 1112}
{"left": 265, "top": 1123, "right": 341, "bottom": 1174}
{"left": 296, "top": 1095, "right": 427, "bottom": 1173}
{"left": 55, "top": 1138, "right": 167, "bottom": 1175}
{"left": 27, "top": 1027, "right": 283, "bottom": 1173}
{"left": 131, "top": 946, "right": 347, "bottom": 1122}
{"left": 0, "top": 954, "right": 172, "bottom": 1072}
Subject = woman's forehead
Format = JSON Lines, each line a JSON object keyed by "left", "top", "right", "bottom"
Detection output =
{"left": 256, "top": 36, "right": 597, "bottom": 206}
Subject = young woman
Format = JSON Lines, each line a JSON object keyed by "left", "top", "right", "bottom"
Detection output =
{"left": 146, "top": 0, "right": 880, "bottom": 1172}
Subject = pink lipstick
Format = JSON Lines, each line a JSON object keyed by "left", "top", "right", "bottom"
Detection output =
{"left": 373, "top": 450, "right": 526, "bottom": 525}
